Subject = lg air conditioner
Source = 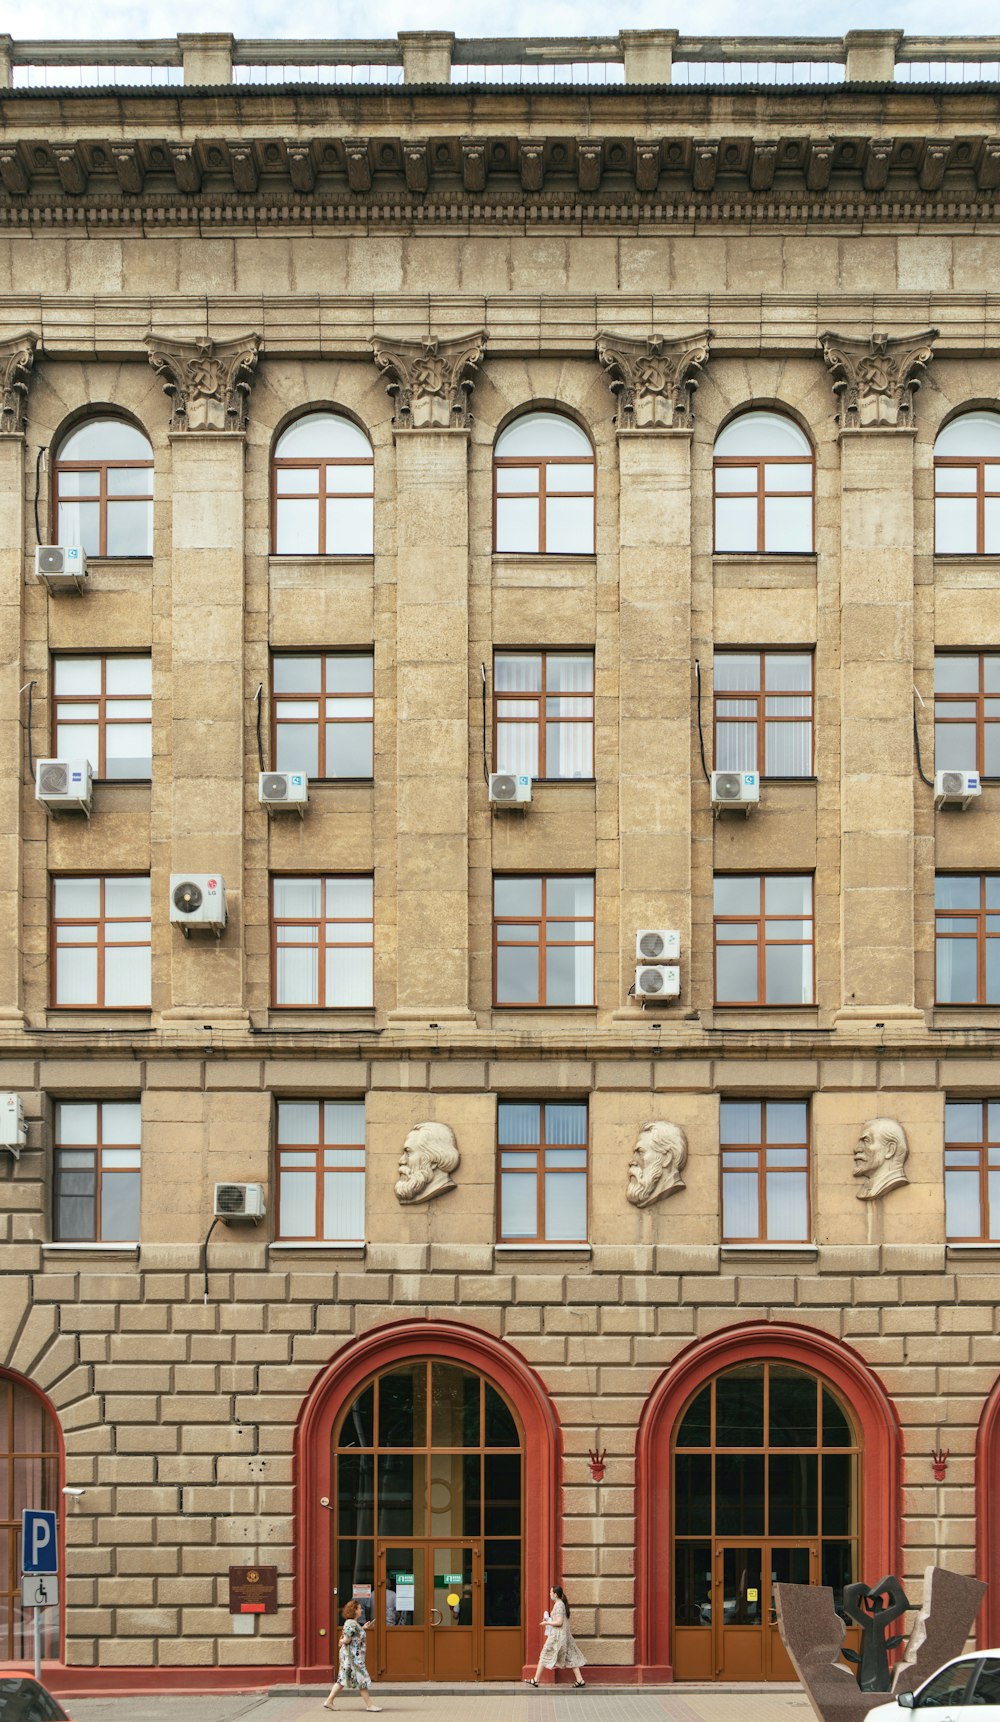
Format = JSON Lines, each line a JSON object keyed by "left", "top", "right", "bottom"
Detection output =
{"left": 489, "top": 772, "right": 532, "bottom": 807}
{"left": 0, "top": 1093, "right": 26, "bottom": 1158}
{"left": 35, "top": 545, "right": 87, "bottom": 592}
{"left": 259, "top": 770, "right": 308, "bottom": 813}
{"left": 214, "top": 1182, "right": 265, "bottom": 1222}
{"left": 170, "top": 874, "right": 227, "bottom": 936}
{"left": 934, "top": 770, "right": 981, "bottom": 810}
{"left": 35, "top": 758, "right": 92, "bottom": 816}
{"left": 636, "top": 929, "right": 681, "bottom": 963}
{"left": 634, "top": 964, "right": 681, "bottom": 1000}
{"left": 711, "top": 770, "right": 760, "bottom": 816}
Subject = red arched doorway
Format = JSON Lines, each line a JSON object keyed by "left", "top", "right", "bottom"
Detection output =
{"left": 975, "top": 1376, "right": 1000, "bottom": 1645}
{"left": 1, "top": 1370, "right": 64, "bottom": 1665}
{"left": 635, "top": 1323, "right": 902, "bottom": 1684}
{"left": 294, "top": 1320, "right": 562, "bottom": 1684}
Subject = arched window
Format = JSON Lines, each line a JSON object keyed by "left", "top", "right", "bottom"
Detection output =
{"left": 272, "top": 412, "right": 374, "bottom": 556}
{"left": 54, "top": 418, "right": 153, "bottom": 558}
{"left": 493, "top": 412, "right": 595, "bottom": 555}
{"left": 934, "top": 412, "right": 1000, "bottom": 554}
{"left": 1, "top": 1373, "right": 60, "bottom": 1661}
{"left": 713, "top": 412, "right": 814, "bottom": 554}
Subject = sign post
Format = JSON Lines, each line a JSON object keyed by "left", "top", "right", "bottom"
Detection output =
{"left": 21, "top": 1509, "right": 58, "bottom": 1683}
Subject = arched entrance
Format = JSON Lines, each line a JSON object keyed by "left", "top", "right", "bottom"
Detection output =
{"left": 1, "top": 1371, "right": 62, "bottom": 1664}
{"left": 295, "top": 1321, "right": 561, "bottom": 1684}
{"left": 975, "top": 1377, "right": 1000, "bottom": 1646}
{"left": 635, "top": 1324, "right": 901, "bottom": 1685}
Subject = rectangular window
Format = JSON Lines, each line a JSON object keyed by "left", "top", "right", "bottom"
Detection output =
{"left": 497, "top": 1099, "right": 588, "bottom": 1243}
{"left": 714, "top": 875, "right": 814, "bottom": 1006}
{"left": 51, "top": 876, "right": 151, "bottom": 1008}
{"left": 935, "top": 875, "right": 1000, "bottom": 1005}
{"left": 945, "top": 1100, "right": 1000, "bottom": 1241}
{"left": 934, "top": 653, "right": 1000, "bottom": 778}
{"left": 721, "top": 1099, "right": 810, "bottom": 1243}
{"left": 493, "top": 876, "right": 595, "bottom": 1007}
{"left": 52, "top": 654, "right": 152, "bottom": 781}
{"left": 276, "top": 1098, "right": 366, "bottom": 1241}
{"left": 54, "top": 1099, "right": 141, "bottom": 1241}
{"left": 494, "top": 652, "right": 594, "bottom": 780}
{"left": 271, "top": 653, "right": 374, "bottom": 780}
{"left": 714, "top": 652, "right": 813, "bottom": 777}
{"left": 935, "top": 459, "right": 1000, "bottom": 555}
{"left": 271, "top": 876, "right": 374, "bottom": 1008}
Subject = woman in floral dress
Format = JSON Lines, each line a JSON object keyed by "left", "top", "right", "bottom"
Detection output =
{"left": 527, "top": 1584, "right": 586, "bottom": 1688}
{"left": 324, "top": 1599, "right": 383, "bottom": 1712}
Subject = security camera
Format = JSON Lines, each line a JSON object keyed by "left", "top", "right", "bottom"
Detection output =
{"left": 61, "top": 1486, "right": 86, "bottom": 1496}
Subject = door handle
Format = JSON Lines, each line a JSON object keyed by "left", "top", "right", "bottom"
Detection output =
{"left": 431, "top": 1607, "right": 443, "bottom": 1626}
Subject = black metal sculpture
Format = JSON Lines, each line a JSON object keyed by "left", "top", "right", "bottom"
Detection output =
{"left": 841, "top": 1578, "right": 910, "bottom": 1691}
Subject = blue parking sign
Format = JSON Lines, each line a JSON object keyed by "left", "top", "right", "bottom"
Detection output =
{"left": 22, "top": 1509, "right": 58, "bottom": 1575}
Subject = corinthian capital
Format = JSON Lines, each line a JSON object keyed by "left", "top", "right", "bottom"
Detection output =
{"left": 145, "top": 332, "right": 262, "bottom": 432}
{"left": 0, "top": 331, "right": 39, "bottom": 435}
{"left": 596, "top": 329, "right": 712, "bottom": 429}
{"left": 371, "top": 330, "right": 487, "bottom": 429}
{"left": 818, "top": 327, "right": 938, "bottom": 429}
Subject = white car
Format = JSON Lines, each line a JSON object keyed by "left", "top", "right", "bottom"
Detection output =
{"left": 865, "top": 1651, "right": 1000, "bottom": 1720}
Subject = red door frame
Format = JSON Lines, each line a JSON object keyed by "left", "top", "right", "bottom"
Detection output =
{"left": 634, "top": 1321, "right": 903, "bottom": 1682}
{"left": 293, "top": 1318, "right": 562, "bottom": 1683}
{"left": 975, "top": 1375, "right": 1000, "bottom": 1646}
{"left": 0, "top": 1368, "right": 65, "bottom": 1670}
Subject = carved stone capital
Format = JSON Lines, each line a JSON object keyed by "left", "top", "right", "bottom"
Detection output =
{"left": 371, "top": 329, "right": 487, "bottom": 429}
{"left": 145, "top": 332, "right": 262, "bottom": 432}
{"left": 596, "top": 329, "right": 712, "bottom": 429}
{"left": 818, "top": 327, "right": 938, "bottom": 428}
{"left": 0, "top": 331, "right": 38, "bottom": 435}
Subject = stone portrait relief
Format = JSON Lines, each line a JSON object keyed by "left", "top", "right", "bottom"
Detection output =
{"left": 626, "top": 1120, "right": 688, "bottom": 1208}
{"left": 853, "top": 1117, "right": 909, "bottom": 1201}
{"left": 394, "top": 1121, "right": 461, "bottom": 1205}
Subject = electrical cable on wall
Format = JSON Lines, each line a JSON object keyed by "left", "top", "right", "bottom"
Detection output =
{"left": 913, "top": 702, "right": 934, "bottom": 788}
{"left": 33, "top": 447, "right": 44, "bottom": 544}
{"left": 19, "top": 681, "right": 36, "bottom": 782}
{"left": 694, "top": 660, "right": 712, "bottom": 784}
{"left": 202, "top": 1216, "right": 221, "bottom": 1303}
{"left": 255, "top": 683, "right": 264, "bottom": 772}
{"left": 481, "top": 662, "right": 490, "bottom": 784}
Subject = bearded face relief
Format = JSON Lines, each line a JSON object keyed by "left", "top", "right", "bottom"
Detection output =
{"left": 853, "top": 1116, "right": 909, "bottom": 1201}
{"left": 626, "top": 1120, "right": 688, "bottom": 1208}
{"left": 394, "top": 1121, "right": 461, "bottom": 1205}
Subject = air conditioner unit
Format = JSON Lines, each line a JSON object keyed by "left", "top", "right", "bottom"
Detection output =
{"left": 711, "top": 770, "right": 760, "bottom": 816}
{"left": 0, "top": 1093, "right": 26, "bottom": 1158}
{"left": 636, "top": 929, "right": 681, "bottom": 962}
{"left": 170, "top": 873, "right": 227, "bottom": 936}
{"left": 634, "top": 964, "right": 681, "bottom": 1000}
{"left": 214, "top": 1182, "right": 266, "bottom": 1222}
{"left": 35, "top": 757, "right": 92, "bottom": 816}
{"left": 489, "top": 772, "right": 532, "bottom": 806}
{"left": 35, "top": 545, "right": 87, "bottom": 592}
{"left": 935, "top": 770, "right": 981, "bottom": 810}
{"left": 259, "top": 770, "right": 308, "bottom": 813}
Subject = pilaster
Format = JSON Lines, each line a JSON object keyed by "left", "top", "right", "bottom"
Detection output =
{"left": 0, "top": 435, "right": 26, "bottom": 1022}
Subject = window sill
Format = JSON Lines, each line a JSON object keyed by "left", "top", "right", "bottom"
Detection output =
{"left": 721, "top": 1243, "right": 818, "bottom": 1260}
{"left": 494, "top": 1243, "right": 591, "bottom": 1258}
{"left": 43, "top": 1242, "right": 139, "bottom": 1258}
{"left": 268, "top": 1241, "right": 366, "bottom": 1256}
{"left": 946, "top": 1242, "right": 1000, "bottom": 1256}
{"left": 268, "top": 554, "right": 374, "bottom": 570}
{"left": 712, "top": 553, "right": 817, "bottom": 564}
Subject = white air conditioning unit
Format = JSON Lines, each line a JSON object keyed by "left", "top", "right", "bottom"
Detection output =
{"left": 711, "top": 770, "right": 760, "bottom": 815}
{"left": 489, "top": 772, "right": 532, "bottom": 806}
{"left": 636, "top": 929, "right": 681, "bottom": 962}
{"left": 259, "top": 770, "right": 308, "bottom": 812}
{"left": 35, "top": 545, "right": 87, "bottom": 592}
{"left": 35, "top": 757, "right": 92, "bottom": 816}
{"left": 170, "top": 873, "right": 227, "bottom": 936}
{"left": 214, "top": 1182, "right": 265, "bottom": 1222}
{"left": 635, "top": 964, "right": 681, "bottom": 1000}
{"left": 0, "top": 1093, "right": 26, "bottom": 1158}
{"left": 935, "top": 769, "right": 981, "bottom": 810}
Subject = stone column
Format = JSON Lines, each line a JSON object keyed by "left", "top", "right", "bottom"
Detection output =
{"left": 146, "top": 333, "right": 260, "bottom": 1022}
{"left": 372, "top": 332, "right": 486, "bottom": 1024}
{"left": 0, "top": 334, "right": 37, "bottom": 1025}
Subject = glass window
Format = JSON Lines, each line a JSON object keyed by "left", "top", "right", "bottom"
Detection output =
{"left": 720, "top": 1100, "right": 810, "bottom": 1242}
{"left": 497, "top": 1100, "right": 588, "bottom": 1243}
{"left": 0, "top": 1375, "right": 60, "bottom": 1662}
{"left": 52, "top": 654, "right": 152, "bottom": 781}
{"left": 713, "top": 413, "right": 814, "bottom": 554}
{"left": 493, "top": 412, "right": 595, "bottom": 555}
{"left": 276, "top": 1098, "right": 366, "bottom": 1241}
{"left": 714, "top": 651, "right": 813, "bottom": 777}
{"left": 54, "top": 418, "right": 153, "bottom": 558}
{"left": 51, "top": 875, "right": 151, "bottom": 1008}
{"left": 493, "top": 875, "right": 595, "bottom": 1007}
{"left": 916, "top": 1659, "right": 976, "bottom": 1707}
{"left": 944, "top": 1099, "right": 1000, "bottom": 1242}
{"left": 272, "top": 412, "right": 374, "bottom": 556}
{"left": 934, "top": 653, "right": 1000, "bottom": 777}
{"left": 54, "top": 1099, "right": 141, "bottom": 1242}
{"left": 494, "top": 652, "right": 594, "bottom": 779}
{"left": 935, "top": 875, "right": 1000, "bottom": 1005}
{"left": 271, "top": 875, "right": 374, "bottom": 1008}
{"left": 272, "top": 653, "right": 374, "bottom": 779}
{"left": 934, "top": 413, "right": 1000, "bottom": 555}
{"left": 713, "top": 875, "right": 814, "bottom": 1006}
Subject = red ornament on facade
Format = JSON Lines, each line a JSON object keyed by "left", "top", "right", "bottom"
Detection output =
{"left": 588, "top": 1443, "right": 607, "bottom": 1482}
{"left": 931, "top": 1448, "right": 949, "bottom": 1482}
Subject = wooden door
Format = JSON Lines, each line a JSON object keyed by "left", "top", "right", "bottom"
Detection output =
{"left": 765, "top": 1544, "right": 816, "bottom": 1679}
{"left": 429, "top": 1544, "right": 478, "bottom": 1680}
{"left": 716, "top": 1544, "right": 764, "bottom": 1680}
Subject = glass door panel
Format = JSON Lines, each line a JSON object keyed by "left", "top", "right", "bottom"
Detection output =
{"left": 718, "top": 1545, "right": 764, "bottom": 1680}
{"left": 380, "top": 1545, "right": 424, "bottom": 1680}
{"left": 431, "top": 1545, "right": 477, "bottom": 1679}
{"left": 767, "top": 1544, "right": 815, "bottom": 1679}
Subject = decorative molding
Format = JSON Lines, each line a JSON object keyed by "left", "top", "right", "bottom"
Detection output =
{"left": 818, "top": 327, "right": 938, "bottom": 427}
{"left": 144, "top": 332, "right": 262, "bottom": 431}
{"left": 597, "top": 329, "right": 711, "bottom": 429}
{"left": 371, "top": 329, "right": 487, "bottom": 429}
{"left": 0, "top": 331, "right": 38, "bottom": 434}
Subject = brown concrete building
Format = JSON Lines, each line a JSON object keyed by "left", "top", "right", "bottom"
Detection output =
{"left": 2, "top": 25, "right": 1000, "bottom": 1694}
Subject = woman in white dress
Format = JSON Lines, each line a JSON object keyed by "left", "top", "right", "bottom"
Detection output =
{"left": 324, "top": 1599, "right": 383, "bottom": 1712}
{"left": 527, "top": 1584, "right": 586, "bottom": 1688}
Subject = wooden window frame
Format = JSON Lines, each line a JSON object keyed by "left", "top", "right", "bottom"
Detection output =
{"left": 934, "top": 652, "right": 1000, "bottom": 780}
{"left": 713, "top": 453, "right": 815, "bottom": 555}
{"left": 934, "top": 457, "right": 1000, "bottom": 556}
{"left": 944, "top": 1099, "right": 1000, "bottom": 1243}
{"left": 496, "top": 1098, "right": 589, "bottom": 1244}
{"left": 713, "top": 649, "right": 815, "bottom": 779}
{"left": 720, "top": 1099, "right": 811, "bottom": 1244}
{"left": 51, "top": 652, "right": 153, "bottom": 782}
{"left": 270, "top": 874, "right": 375, "bottom": 1010}
{"left": 53, "top": 1098, "right": 141, "bottom": 1243}
{"left": 50, "top": 874, "right": 151, "bottom": 1010}
{"left": 713, "top": 874, "right": 815, "bottom": 1008}
{"left": 935, "top": 873, "right": 1000, "bottom": 1006}
{"left": 492, "top": 874, "right": 595, "bottom": 1009}
{"left": 270, "top": 449, "right": 374, "bottom": 557}
{"left": 492, "top": 650, "right": 595, "bottom": 782}
{"left": 52, "top": 445, "right": 153, "bottom": 561}
{"left": 275, "top": 1097, "right": 366, "bottom": 1242}
{"left": 492, "top": 454, "right": 596, "bottom": 556}
{"left": 270, "top": 651, "right": 375, "bottom": 782}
